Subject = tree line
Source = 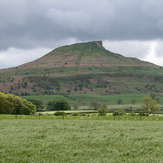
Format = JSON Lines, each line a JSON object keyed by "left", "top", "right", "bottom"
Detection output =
{"left": 0, "top": 92, "right": 36, "bottom": 115}
{"left": 0, "top": 91, "right": 160, "bottom": 116}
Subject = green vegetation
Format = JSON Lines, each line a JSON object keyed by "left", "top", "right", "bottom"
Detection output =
{"left": 113, "top": 110, "right": 127, "bottom": 116}
{"left": 0, "top": 41, "right": 162, "bottom": 96}
{"left": 47, "top": 100, "right": 71, "bottom": 111}
{"left": 141, "top": 96, "right": 160, "bottom": 115}
{"left": 0, "top": 118, "right": 163, "bottom": 162}
{"left": 98, "top": 108, "right": 107, "bottom": 116}
{"left": 54, "top": 111, "right": 66, "bottom": 116}
{"left": 90, "top": 101, "right": 102, "bottom": 110}
{"left": 27, "top": 99, "right": 43, "bottom": 111}
{"left": 22, "top": 94, "right": 163, "bottom": 109}
{"left": 0, "top": 41, "right": 162, "bottom": 162}
{"left": 1, "top": 113, "right": 163, "bottom": 120}
{"left": 0, "top": 92, "right": 36, "bottom": 115}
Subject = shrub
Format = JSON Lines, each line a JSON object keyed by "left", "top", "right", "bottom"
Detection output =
{"left": 98, "top": 108, "right": 107, "bottom": 116}
{"left": 150, "top": 93, "right": 156, "bottom": 99}
{"left": 113, "top": 110, "right": 126, "bottom": 116}
{"left": 73, "top": 103, "right": 79, "bottom": 110}
{"left": 72, "top": 113, "right": 79, "bottom": 116}
{"left": 117, "top": 99, "right": 123, "bottom": 105}
{"left": 139, "top": 112, "right": 148, "bottom": 116}
{"left": 131, "top": 100, "right": 136, "bottom": 104}
{"left": 54, "top": 111, "right": 66, "bottom": 116}
{"left": 156, "top": 98, "right": 160, "bottom": 103}
{"left": 129, "top": 111, "right": 136, "bottom": 116}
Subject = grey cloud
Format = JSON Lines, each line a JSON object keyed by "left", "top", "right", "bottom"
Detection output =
{"left": 103, "top": 40, "right": 150, "bottom": 58}
{"left": 0, "top": 0, "right": 163, "bottom": 50}
{"left": 0, "top": 0, "right": 27, "bottom": 28}
{"left": 155, "top": 41, "right": 163, "bottom": 57}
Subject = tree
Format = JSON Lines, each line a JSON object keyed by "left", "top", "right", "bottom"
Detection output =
{"left": 90, "top": 101, "right": 101, "bottom": 110}
{"left": 0, "top": 92, "right": 36, "bottom": 115}
{"left": 73, "top": 103, "right": 79, "bottom": 110}
{"left": 141, "top": 96, "right": 160, "bottom": 115}
{"left": 155, "top": 98, "right": 160, "bottom": 103}
{"left": 101, "top": 104, "right": 107, "bottom": 109}
{"left": 47, "top": 100, "right": 71, "bottom": 111}
{"left": 11, "top": 95, "right": 23, "bottom": 114}
{"left": 98, "top": 108, "right": 107, "bottom": 116}
{"left": 0, "top": 92, "right": 8, "bottom": 114}
{"left": 113, "top": 110, "right": 126, "bottom": 116}
{"left": 27, "top": 99, "right": 44, "bottom": 111}
{"left": 150, "top": 93, "right": 156, "bottom": 99}
{"left": 20, "top": 99, "right": 36, "bottom": 115}
{"left": 117, "top": 99, "right": 123, "bottom": 105}
{"left": 131, "top": 99, "right": 136, "bottom": 104}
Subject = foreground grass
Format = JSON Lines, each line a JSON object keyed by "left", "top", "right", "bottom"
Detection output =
{"left": 0, "top": 118, "right": 163, "bottom": 162}
{"left": 1, "top": 114, "right": 163, "bottom": 121}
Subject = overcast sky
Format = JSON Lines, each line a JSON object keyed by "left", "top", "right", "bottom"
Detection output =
{"left": 0, "top": 0, "right": 163, "bottom": 68}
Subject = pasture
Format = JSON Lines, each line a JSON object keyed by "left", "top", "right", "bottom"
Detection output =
{"left": 0, "top": 115, "right": 163, "bottom": 162}
{"left": 22, "top": 93, "right": 163, "bottom": 108}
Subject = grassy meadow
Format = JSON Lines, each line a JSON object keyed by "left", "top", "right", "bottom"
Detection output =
{"left": 0, "top": 117, "right": 163, "bottom": 163}
{"left": 23, "top": 93, "right": 163, "bottom": 105}
{"left": 22, "top": 93, "right": 163, "bottom": 111}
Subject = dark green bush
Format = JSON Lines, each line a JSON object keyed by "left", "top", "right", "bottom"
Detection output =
{"left": 72, "top": 113, "right": 79, "bottom": 116}
{"left": 139, "top": 112, "right": 149, "bottom": 116}
{"left": 113, "top": 110, "right": 126, "bottom": 116}
{"left": 54, "top": 111, "right": 66, "bottom": 116}
{"left": 129, "top": 111, "right": 136, "bottom": 116}
{"left": 98, "top": 108, "right": 107, "bottom": 116}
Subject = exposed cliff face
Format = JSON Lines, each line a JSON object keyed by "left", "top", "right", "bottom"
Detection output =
{"left": 91, "top": 41, "right": 104, "bottom": 48}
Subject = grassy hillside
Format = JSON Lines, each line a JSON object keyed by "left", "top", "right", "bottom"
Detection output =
{"left": 0, "top": 41, "right": 162, "bottom": 95}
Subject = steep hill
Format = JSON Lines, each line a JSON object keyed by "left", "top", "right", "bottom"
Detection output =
{"left": 0, "top": 41, "right": 162, "bottom": 96}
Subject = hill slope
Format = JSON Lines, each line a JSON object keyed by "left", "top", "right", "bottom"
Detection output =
{"left": 0, "top": 41, "right": 162, "bottom": 96}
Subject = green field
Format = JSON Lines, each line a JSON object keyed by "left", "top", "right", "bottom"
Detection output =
{"left": 0, "top": 117, "right": 163, "bottom": 163}
{"left": 22, "top": 93, "right": 163, "bottom": 110}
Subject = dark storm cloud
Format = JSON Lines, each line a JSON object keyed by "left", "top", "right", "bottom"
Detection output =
{"left": 1, "top": 0, "right": 163, "bottom": 50}
{"left": 0, "top": 0, "right": 163, "bottom": 68}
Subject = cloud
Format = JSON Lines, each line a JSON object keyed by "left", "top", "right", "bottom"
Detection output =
{"left": 143, "top": 41, "right": 163, "bottom": 66}
{"left": 0, "top": 37, "right": 78, "bottom": 69}
{"left": 0, "top": 0, "right": 27, "bottom": 28}
{"left": 0, "top": 0, "right": 163, "bottom": 67}
{"left": 0, "top": 47, "right": 51, "bottom": 69}
{"left": 103, "top": 40, "right": 163, "bottom": 66}
{"left": 1, "top": 0, "right": 163, "bottom": 49}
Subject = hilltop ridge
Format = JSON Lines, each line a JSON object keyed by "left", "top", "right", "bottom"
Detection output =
{"left": 16, "top": 41, "right": 158, "bottom": 69}
{"left": 0, "top": 41, "right": 162, "bottom": 95}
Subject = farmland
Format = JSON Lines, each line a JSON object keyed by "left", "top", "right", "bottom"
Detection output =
{"left": 0, "top": 117, "right": 163, "bottom": 163}
{"left": 22, "top": 93, "right": 163, "bottom": 111}
{"left": 23, "top": 93, "right": 163, "bottom": 106}
{"left": 0, "top": 40, "right": 163, "bottom": 163}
